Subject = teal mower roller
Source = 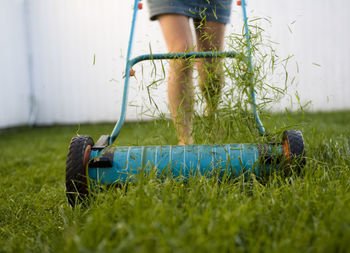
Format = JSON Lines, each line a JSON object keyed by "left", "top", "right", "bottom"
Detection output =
{"left": 66, "top": 0, "right": 306, "bottom": 207}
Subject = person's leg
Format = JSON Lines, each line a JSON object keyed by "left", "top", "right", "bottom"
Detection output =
{"left": 158, "top": 14, "right": 195, "bottom": 145}
{"left": 194, "top": 19, "right": 226, "bottom": 116}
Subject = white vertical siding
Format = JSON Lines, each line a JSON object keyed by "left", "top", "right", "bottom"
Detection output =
{"left": 27, "top": 0, "right": 167, "bottom": 125}
{"left": 245, "top": 0, "right": 350, "bottom": 110}
{"left": 0, "top": 0, "right": 350, "bottom": 128}
{"left": 0, "top": 0, "right": 31, "bottom": 128}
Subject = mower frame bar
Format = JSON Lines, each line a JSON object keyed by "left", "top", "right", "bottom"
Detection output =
{"left": 110, "top": 51, "right": 237, "bottom": 145}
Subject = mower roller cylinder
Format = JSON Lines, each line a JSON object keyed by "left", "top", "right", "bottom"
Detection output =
{"left": 88, "top": 144, "right": 282, "bottom": 184}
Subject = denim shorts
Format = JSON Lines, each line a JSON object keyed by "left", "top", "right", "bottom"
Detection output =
{"left": 147, "top": 0, "right": 233, "bottom": 24}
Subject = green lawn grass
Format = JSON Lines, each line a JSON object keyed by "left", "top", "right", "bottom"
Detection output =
{"left": 0, "top": 111, "right": 349, "bottom": 252}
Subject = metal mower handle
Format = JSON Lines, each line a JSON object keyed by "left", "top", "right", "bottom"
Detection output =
{"left": 109, "top": 0, "right": 265, "bottom": 145}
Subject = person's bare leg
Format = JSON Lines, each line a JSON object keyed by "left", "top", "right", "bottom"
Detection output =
{"left": 158, "top": 15, "right": 194, "bottom": 145}
{"left": 194, "top": 19, "right": 226, "bottom": 116}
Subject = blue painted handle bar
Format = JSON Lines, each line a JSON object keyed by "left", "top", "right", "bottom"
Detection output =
{"left": 109, "top": 0, "right": 265, "bottom": 145}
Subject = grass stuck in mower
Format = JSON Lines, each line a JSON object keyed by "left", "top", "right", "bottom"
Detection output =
{"left": 65, "top": 0, "right": 306, "bottom": 207}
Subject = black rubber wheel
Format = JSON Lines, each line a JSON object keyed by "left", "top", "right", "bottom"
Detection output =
{"left": 282, "top": 130, "right": 306, "bottom": 169}
{"left": 66, "top": 135, "right": 94, "bottom": 207}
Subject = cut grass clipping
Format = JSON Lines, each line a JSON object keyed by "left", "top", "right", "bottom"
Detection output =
{"left": 136, "top": 17, "right": 301, "bottom": 145}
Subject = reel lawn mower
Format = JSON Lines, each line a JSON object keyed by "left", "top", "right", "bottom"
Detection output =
{"left": 66, "top": 0, "right": 306, "bottom": 207}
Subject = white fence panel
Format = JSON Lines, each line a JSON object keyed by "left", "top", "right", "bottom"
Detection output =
{"left": 0, "top": 0, "right": 31, "bottom": 128}
{"left": 27, "top": 0, "right": 167, "bottom": 125}
{"left": 0, "top": 0, "right": 349, "bottom": 128}
{"left": 245, "top": 0, "right": 350, "bottom": 111}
